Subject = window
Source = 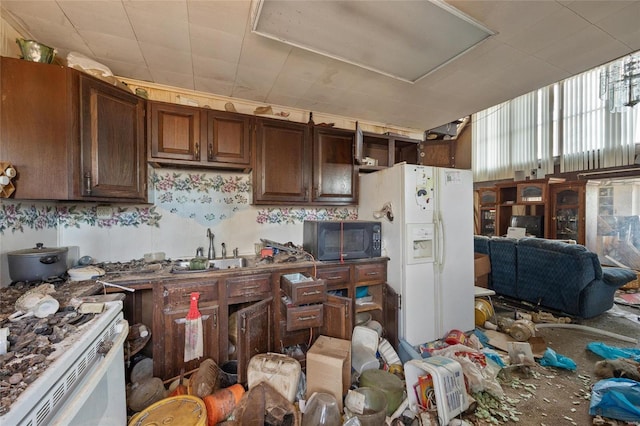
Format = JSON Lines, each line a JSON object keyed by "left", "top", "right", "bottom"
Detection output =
{"left": 473, "top": 53, "right": 639, "bottom": 182}
{"left": 472, "top": 88, "right": 552, "bottom": 181}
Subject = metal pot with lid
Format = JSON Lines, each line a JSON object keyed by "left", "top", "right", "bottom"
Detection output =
{"left": 8, "top": 243, "right": 68, "bottom": 282}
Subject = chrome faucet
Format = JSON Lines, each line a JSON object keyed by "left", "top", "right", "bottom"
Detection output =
{"left": 207, "top": 228, "right": 215, "bottom": 260}
{"left": 221, "top": 242, "right": 227, "bottom": 259}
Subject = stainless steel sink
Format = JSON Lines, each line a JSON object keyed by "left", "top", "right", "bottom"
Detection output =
{"left": 211, "top": 257, "right": 247, "bottom": 269}
{"left": 172, "top": 257, "right": 248, "bottom": 271}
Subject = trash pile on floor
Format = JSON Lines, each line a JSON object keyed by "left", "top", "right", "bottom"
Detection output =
{"left": 125, "top": 318, "right": 640, "bottom": 425}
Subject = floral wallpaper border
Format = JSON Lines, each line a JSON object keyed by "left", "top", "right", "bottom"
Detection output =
{"left": 0, "top": 202, "right": 162, "bottom": 234}
{"left": 0, "top": 170, "right": 359, "bottom": 233}
{"left": 151, "top": 170, "right": 250, "bottom": 224}
{"left": 256, "top": 207, "right": 357, "bottom": 224}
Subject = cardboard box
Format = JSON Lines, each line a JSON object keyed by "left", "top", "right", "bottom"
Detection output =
{"left": 306, "top": 335, "right": 351, "bottom": 410}
{"left": 474, "top": 253, "right": 491, "bottom": 288}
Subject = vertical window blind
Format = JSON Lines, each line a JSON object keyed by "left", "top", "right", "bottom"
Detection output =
{"left": 561, "top": 67, "right": 637, "bottom": 173}
{"left": 472, "top": 89, "right": 552, "bottom": 182}
{"left": 473, "top": 56, "right": 639, "bottom": 182}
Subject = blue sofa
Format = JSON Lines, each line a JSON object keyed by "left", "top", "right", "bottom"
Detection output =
{"left": 474, "top": 236, "right": 637, "bottom": 318}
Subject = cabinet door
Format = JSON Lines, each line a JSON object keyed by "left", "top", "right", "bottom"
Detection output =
{"left": 235, "top": 297, "right": 272, "bottom": 384}
{"left": 79, "top": 75, "right": 146, "bottom": 200}
{"left": 0, "top": 57, "right": 74, "bottom": 200}
{"left": 159, "top": 304, "right": 220, "bottom": 380}
{"left": 551, "top": 183, "right": 585, "bottom": 244}
{"left": 206, "top": 110, "right": 251, "bottom": 167}
{"left": 321, "top": 294, "right": 352, "bottom": 340}
{"left": 383, "top": 284, "right": 399, "bottom": 351}
{"left": 418, "top": 140, "right": 453, "bottom": 167}
{"left": 148, "top": 101, "right": 204, "bottom": 162}
{"left": 313, "top": 127, "right": 357, "bottom": 204}
{"left": 253, "top": 118, "right": 310, "bottom": 204}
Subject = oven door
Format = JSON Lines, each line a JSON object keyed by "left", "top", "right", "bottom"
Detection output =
{"left": 49, "top": 319, "right": 128, "bottom": 426}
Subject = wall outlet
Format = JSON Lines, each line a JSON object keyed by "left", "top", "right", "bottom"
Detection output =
{"left": 96, "top": 206, "right": 113, "bottom": 219}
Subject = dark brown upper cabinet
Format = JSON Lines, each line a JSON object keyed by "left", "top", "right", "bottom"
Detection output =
{"left": 0, "top": 56, "right": 146, "bottom": 202}
{"left": 253, "top": 118, "right": 356, "bottom": 205}
{"left": 148, "top": 101, "right": 251, "bottom": 171}
{"left": 253, "top": 118, "right": 311, "bottom": 204}
{"left": 355, "top": 127, "right": 420, "bottom": 173}
{"left": 313, "top": 126, "right": 357, "bottom": 204}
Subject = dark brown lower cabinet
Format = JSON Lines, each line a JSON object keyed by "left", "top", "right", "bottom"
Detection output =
{"left": 321, "top": 294, "right": 353, "bottom": 340}
{"left": 234, "top": 298, "right": 272, "bottom": 384}
{"left": 124, "top": 258, "right": 392, "bottom": 381}
{"left": 160, "top": 304, "right": 220, "bottom": 380}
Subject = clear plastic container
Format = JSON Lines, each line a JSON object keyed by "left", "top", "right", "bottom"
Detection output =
{"left": 302, "top": 392, "right": 341, "bottom": 426}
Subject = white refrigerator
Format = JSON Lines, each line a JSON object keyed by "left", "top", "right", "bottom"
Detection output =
{"left": 358, "top": 163, "right": 474, "bottom": 346}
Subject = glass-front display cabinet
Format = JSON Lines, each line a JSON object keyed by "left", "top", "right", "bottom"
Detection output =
{"left": 550, "top": 181, "right": 586, "bottom": 244}
{"left": 477, "top": 188, "right": 497, "bottom": 236}
{"left": 585, "top": 178, "right": 640, "bottom": 271}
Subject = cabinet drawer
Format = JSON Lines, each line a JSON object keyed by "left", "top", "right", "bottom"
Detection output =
{"left": 164, "top": 280, "right": 219, "bottom": 306}
{"left": 281, "top": 274, "right": 327, "bottom": 305}
{"left": 226, "top": 274, "right": 271, "bottom": 298}
{"left": 354, "top": 263, "right": 385, "bottom": 284}
{"left": 315, "top": 266, "right": 351, "bottom": 288}
{"left": 281, "top": 300, "right": 324, "bottom": 331}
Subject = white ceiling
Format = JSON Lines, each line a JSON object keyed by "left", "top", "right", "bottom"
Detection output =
{"left": 2, "top": 0, "right": 639, "bottom": 132}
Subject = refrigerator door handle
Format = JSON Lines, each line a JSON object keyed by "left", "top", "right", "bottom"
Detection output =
{"left": 438, "top": 215, "right": 445, "bottom": 270}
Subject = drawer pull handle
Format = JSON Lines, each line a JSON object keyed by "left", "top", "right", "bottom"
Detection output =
{"left": 365, "top": 271, "right": 379, "bottom": 276}
{"left": 302, "top": 290, "right": 321, "bottom": 296}
{"left": 242, "top": 285, "right": 261, "bottom": 290}
{"left": 326, "top": 276, "right": 342, "bottom": 280}
{"left": 297, "top": 315, "right": 317, "bottom": 322}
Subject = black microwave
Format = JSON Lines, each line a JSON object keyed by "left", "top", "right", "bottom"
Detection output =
{"left": 303, "top": 220, "right": 381, "bottom": 261}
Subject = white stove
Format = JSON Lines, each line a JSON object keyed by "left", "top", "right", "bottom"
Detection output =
{"left": 1, "top": 301, "right": 128, "bottom": 426}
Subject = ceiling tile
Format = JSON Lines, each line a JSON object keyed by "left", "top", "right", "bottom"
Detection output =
{"left": 505, "top": 7, "right": 590, "bottom": 54}
{"left": 76, "top": 31, "right": 145, "bottom": 65}
{"left": 151, "top": 69, "right": 195, "bottom": 91}
{"left": 192, "top": 55, "right": 237, "bottom": 82}
{"left": 238, "top": 33, "right": 291, "bottom": 72}
{"left": 232, "top": 65, "right": 280, "bottom": 100}
{"left": 194, "top": 76, "right": 234, "bottom": 97}
{"left": 450, "top": 0, "right": 562, "bottom": 41}
{"left": 270, "top": 76, "right": 315, "bottom": 99}
{"left": 187, "top": 0, "right": 251, "bottom": 37}
{"left": 595, "top": 2, "right": 640, "bottom": 51}
{"left": 58, "top": 1, "right": 135, "bottom": 37}
{"left": 139, "top": 42, "right": 193, "bottom": 74}
{"left": 109, "top": 59, "right": 154, "bottom": 82}
{"left": 484, "top": 56, "right": 567, "bottom": 94}
{"left": 278, "top": 49, "right": 333, "bottom": 83}
{"left": 189, "top": 25, "right": 243, "bottom": 62}
{"left": 123, "top": 1, "right": 190, "bottom": 51}
{"left": 536, "top": 26, "right": 631, "bottom": 74}
{"left": 563, "top": 0, "right": 634, "bottom": 23}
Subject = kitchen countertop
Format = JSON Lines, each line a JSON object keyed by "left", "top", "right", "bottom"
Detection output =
{"left": 85, "top": 255, "right": 390, "bottom": 289}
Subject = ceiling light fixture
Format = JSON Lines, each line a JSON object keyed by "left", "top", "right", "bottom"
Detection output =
{"left": 600, "top": 51, "right": 640, "bottom": 112}
{"left": 251, "top": 0, "right": 494, "bottom": 83}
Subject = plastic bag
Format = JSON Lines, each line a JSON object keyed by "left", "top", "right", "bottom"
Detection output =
{"left": 482, "top": 348, "right": 506, "bottom": 368}
{"left": 587, "top": 342, "right": 640, "bottom": 362}
{"left": 589, "top": 378, "right": 640, "bottom": 422}
{"left": 538, "top": 347, "right": 576, "bottom": 371}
